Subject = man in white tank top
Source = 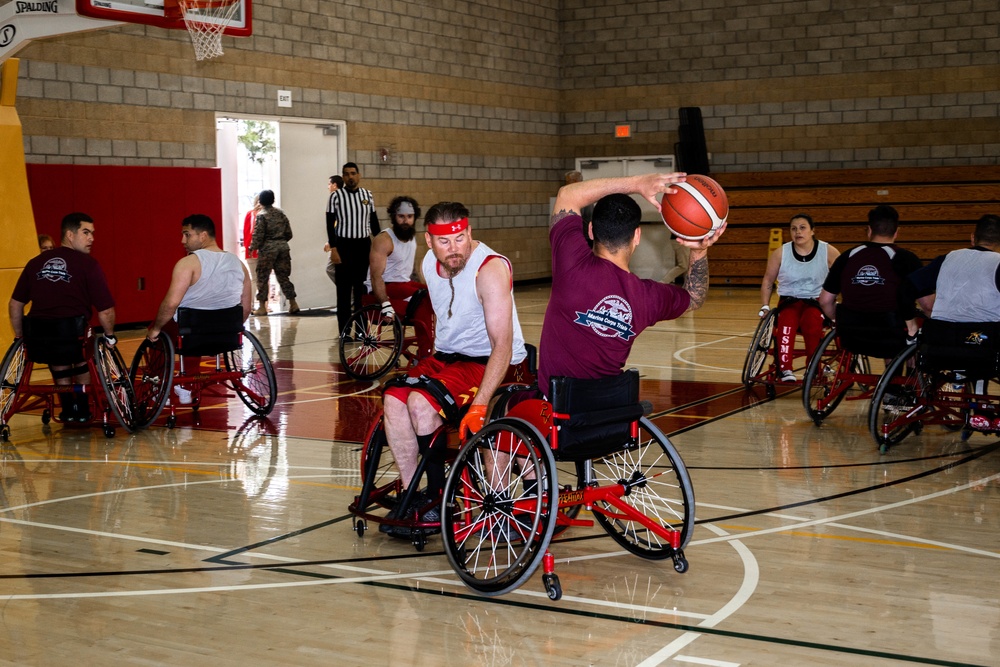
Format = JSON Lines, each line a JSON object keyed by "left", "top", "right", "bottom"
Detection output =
{"left": 380, "top": 202, "right": 527, "bottom": 535}
{"left": 146, "top": 215, "right": 253, "bottom": 403}
{"left": 364, "top": 196, "right": 434, "bottom": 358}
{"left": 906, "top": 214, "right": 1000, "bottom": 430}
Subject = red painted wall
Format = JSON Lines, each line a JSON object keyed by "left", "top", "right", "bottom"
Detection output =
{"left": 26, "top": 165, "right": 223, "bottom": 326}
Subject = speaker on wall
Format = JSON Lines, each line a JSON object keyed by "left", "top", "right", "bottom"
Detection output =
{"left": 676, "top": 106, "right": 710, "bottom": 174}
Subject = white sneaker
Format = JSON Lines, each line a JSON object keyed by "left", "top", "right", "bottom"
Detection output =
{"left": 173, "top": 385, "right": 193, "bottom": 405}
{"left": 780, "top": 369, "right": 797, "bottom": 383}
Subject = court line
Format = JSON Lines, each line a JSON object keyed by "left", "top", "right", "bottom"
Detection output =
{"left": 672, "top": 333, "right": 754, "bottom": 371}
{"left": 637, "top": 522, "right": 760, "bottom": 667}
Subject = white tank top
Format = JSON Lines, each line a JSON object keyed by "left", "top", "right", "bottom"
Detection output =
{"left": 932, "top": 248, "right": 1000, "bottom": 322}
{"left": 365, "top": 229, "right": 416, "bottom": 290}
{"left": 777, "top": 241, "right": 829, "bottom": 299}
{"left": 422, "top": 241, "right": 526, "bottom": 363}
{"left": 178, "top": 249, "right": 245, "bottom": 311}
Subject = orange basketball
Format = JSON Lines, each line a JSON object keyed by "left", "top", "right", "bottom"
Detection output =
{"left": 659, "top": 174, "right": 729, "bottom": 240}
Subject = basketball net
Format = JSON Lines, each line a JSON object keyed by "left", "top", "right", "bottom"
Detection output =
{"left": 175, "top": 0, "right": 242, "bottom": 60}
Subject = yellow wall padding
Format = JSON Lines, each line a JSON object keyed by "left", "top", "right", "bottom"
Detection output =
{"left": 0, "top": 59, "right": 40, "bottom": 345}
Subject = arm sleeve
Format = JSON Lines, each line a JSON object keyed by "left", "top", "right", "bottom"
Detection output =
{"left": 904, "top": 255, "right": 945, "bottom": 301}
{"left": 369, "top": 209, "right": 380, "bottom": 237}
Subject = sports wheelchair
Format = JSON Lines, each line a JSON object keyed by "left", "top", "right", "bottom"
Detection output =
{"left": 348, "top": 347, "right": 536, "bottom": 552}
{"left": 869, "top": 319, "right": 1000, "bottom": 453}
{"left": 0, "top": 317, "right": 136, "bottom": 440}
{"left": 128, "top": 306, "right": 277, "bottom": 429}
{"left": 440, "top": 369, "right": 695, "bottom": 601}
{"left": 340, "top": 290, "right": 430, "bottom": 381}
{"left": 800, "top": 310, "right": 913, "bottom": 425}
{"left": 743, "top": 298, "right": 834, "bottom": 395}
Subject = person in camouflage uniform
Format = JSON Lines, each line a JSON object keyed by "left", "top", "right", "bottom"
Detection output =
{"left": 249, "top": 189, "right": 299, "bottom": 315}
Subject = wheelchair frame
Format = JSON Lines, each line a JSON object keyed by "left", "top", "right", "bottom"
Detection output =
{"left": 340, "top": 290, "right": 430, "bottom": 381}
{"left": 129, "top": 327, "right": 277, "bottom": 429}
{"left": 801, "top": 327, "right": 879, "bottom": 425}
{"left": 742, "top": 298, "right": 834, "bottom": 395}
{"left": 0, "top": 332, "right": 136, "bottom": 440}
{"left": 439, "top": 395, "right": 695, "bottom": 601}
{"left": 868, "top": 340, "right": 1000, "bottom": 453}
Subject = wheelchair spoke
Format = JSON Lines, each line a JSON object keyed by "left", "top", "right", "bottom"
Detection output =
{"left": 442, "top": 419, "right": 556, "bottom": 596}
{"left": 0, "top": 340, "right": 27, "bottom": 422}
{"left": 590, "top": 418, "right": 695, "bottom": 559}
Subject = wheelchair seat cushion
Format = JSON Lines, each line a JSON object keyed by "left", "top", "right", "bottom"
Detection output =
{"left": 918, "top": 319, "right": 1000, "bottom": 376}
{"left": 22, "top": 315, "right": 88, "bottom": 365}
{"left": 835, "top": 307, "right": 907, "bottom": 359}
{"left": 176, "top": 305, "right": 244, "bottom": 357}
{"left": 549, "top": 369, "right": 643, "bottom": 462}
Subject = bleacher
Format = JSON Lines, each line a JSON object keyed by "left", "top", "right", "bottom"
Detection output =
{"left": 710, "top": 166, "right": 1000, "bottom": 286}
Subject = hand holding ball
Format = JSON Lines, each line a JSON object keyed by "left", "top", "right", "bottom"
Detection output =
{"left": 659, "top": 174, "right": 729, "bottom": 241}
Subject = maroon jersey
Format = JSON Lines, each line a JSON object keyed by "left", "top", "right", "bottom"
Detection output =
{"left": 538, "top": 214, "right": 690, "bottom": 394}
{"left": 11, "top": 247, "right": 114, "bottom": 319}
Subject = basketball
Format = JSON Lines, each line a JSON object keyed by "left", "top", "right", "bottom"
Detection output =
{"left": 659, "top": 174, "right": 729, "bottom": 240}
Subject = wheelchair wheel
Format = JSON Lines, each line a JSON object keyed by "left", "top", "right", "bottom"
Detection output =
{"left": 588, "top": 417, "right": 695, "bottom": 560}
{"left": 355, "top": 413, "right": 398, "bottom": 515}
{"left": 225, "top": 331, "right": 277, "bottom": 416}
{"left": 94, "top": 337, "right": 138, "bottom": 433}
{"left": 340, "top": 305, "right": 403, "bottom": 381}
{"left": 442, "top": 418, "right": 558, "bottom": 597}
{"left": 128, "top": 336, "right": 175, "bottom": 429}
{"left": 0, "top": 339, "right": 28, "bottom": 423}
{"left": 742, "top": 309, "right": 777, "bottom": 388}
{"left": 869, "top": 345, "right": 922, "bottom": 452}
{"left": 803, "top": 329, "right": 850, "bottom": 425}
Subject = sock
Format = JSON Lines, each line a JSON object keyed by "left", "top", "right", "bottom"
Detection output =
{"left": 417, "top": 432, "right": 445, "bottom": 496}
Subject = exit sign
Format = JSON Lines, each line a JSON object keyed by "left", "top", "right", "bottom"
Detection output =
{"left": 615, "top": 124, "right": 632, "bottom": 139}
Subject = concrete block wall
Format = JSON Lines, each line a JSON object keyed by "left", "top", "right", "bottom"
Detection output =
{"left": 12, "top": 0, "right": 1000, "bottom": 280}
{"left": 560, "top": 0, "right": 1000, "bottom": 171}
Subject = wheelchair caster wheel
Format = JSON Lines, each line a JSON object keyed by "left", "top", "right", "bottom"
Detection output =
{"left": 0, "top": 424, "right": 9, "bottom": 441}
{"left": 103, "top": 424, "right": 116, "bottom": 438}
{"left": 41, "top": 409, "right": 50, "bottom": 425}
{"left": 879, "top": 443, "right": 890, "bottom": 455}
{"left": 166, "top": 415, "right": 176, "bottom": 429}
{"left": 543, "top": 573, "right": 562, "bottom": 601}
{"left": 672, "top": 550, "right": 689, "bottom": 574}
{"left": 412, "top": 533, "right": 426, "bottom": 552}
{"left": 355, "top": 519, "right": 366, "bottom": 538}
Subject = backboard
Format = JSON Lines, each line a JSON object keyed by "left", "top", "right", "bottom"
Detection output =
{"left": 76, "top": 0, "right": 251, "bottom": 37}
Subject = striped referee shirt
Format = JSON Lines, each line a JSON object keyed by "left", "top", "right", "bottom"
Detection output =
{"left": 330, "top": 186, "right": 379, "bottom": 242}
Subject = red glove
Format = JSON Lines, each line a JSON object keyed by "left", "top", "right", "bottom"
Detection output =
{"left": 459, "top": 404, "right": 488, "bottom": 440}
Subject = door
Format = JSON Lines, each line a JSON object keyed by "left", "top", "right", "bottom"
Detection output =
{"left": 278, "top": 120, "right": 345, "bottom": 310}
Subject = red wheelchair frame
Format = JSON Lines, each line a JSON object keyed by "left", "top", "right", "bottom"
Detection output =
{"left": 440, "top": 371, "right": 694, "bottom": 601}
{"left": 868, "top": 320, "right": 1000, "bottom": 453}
{"left": 128, "top": 309, "right": 277, "bottom": 429}
{"left": 743, "top": 298, "right": 834, "bottom": 396}
{"left": 0, "top": 331, "right": 136, "bottom": 440}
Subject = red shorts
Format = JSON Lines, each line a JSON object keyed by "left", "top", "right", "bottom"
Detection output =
{"left": 383, "top": 355, "right": 487, "bottom": 415}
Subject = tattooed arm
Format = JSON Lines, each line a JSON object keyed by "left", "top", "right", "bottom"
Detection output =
{"left": 676, "top": 221, "right": 728, "bottom": 312}
{"left": 684, "top": 250, "right": 709, "bottom": 312}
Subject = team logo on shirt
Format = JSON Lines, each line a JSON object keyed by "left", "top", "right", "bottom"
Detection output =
{"left": 965, "top": 331, "right": 989, "bottom": 345}
{"left": 574, "top": 295, "right": 636, "bottom": 341}
{"left": 36, "top": 257, "right": 71, "bottom": 283}
{"left": 851, "top": 264, "right": 885, "bottom": 286}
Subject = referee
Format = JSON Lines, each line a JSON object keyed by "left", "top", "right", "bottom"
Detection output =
{"left": 329, "top": 162, "right": 380, "bottom": 336}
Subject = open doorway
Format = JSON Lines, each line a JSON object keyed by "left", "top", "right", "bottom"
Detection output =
{"left": 216, "top": 115, "right": 347, "bottom": 313}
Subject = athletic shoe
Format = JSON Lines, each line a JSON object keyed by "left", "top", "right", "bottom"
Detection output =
{"left": 968, "top": 414, "right": 992, "bottom": 431}
{"left": 779, "top": 369, "right": 797, "bottom": 383}
{"left": 174, "top": 385, "right": 193, "bottom": 405}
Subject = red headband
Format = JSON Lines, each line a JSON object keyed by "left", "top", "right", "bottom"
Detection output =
{"left": 427, "top": 217, "right": 469, "bottom": 236}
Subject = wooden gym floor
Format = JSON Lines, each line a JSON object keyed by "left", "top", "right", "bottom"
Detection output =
{"left": 0, "top": 286, "right": 997, "bottom": 666}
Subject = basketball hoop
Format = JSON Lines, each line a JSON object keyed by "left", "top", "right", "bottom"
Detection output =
{"left": 174, "top": 0, "right": 242, "bottom": 60}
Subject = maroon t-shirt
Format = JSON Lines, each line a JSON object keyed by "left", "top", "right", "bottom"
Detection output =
{"left": 538, "top": 215, "right": 690, "bottom": 394}
{"left": 11, "top": 247, "right": 115, "bottom": 319}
